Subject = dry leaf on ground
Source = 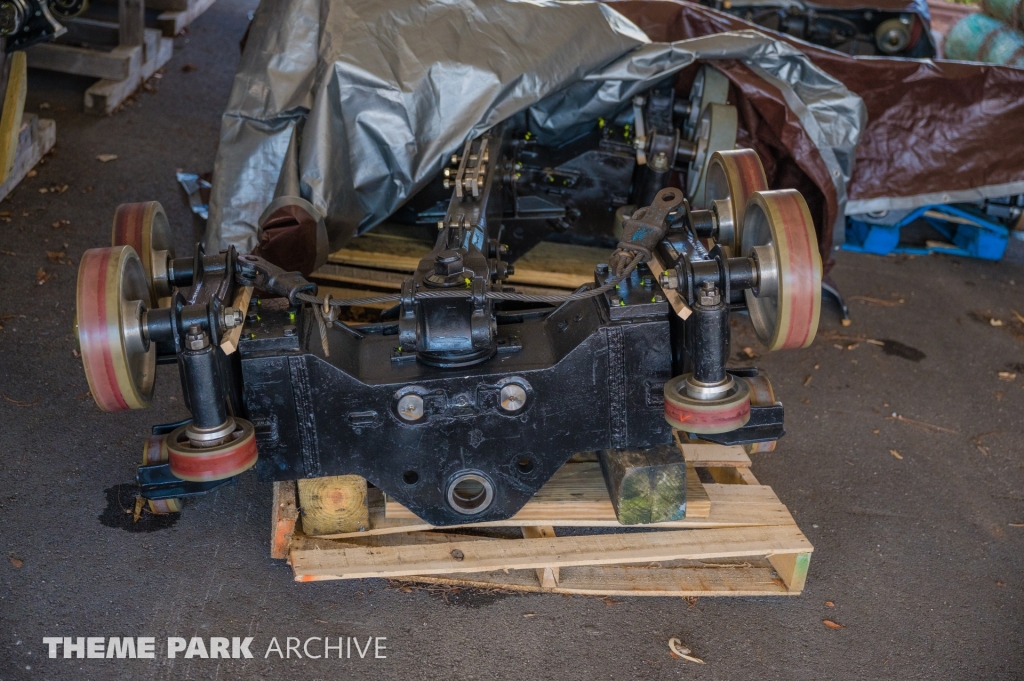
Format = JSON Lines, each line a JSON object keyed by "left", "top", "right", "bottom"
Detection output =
{"left": 889, "top": 449, "right": 903, "bottom": 460}
{"left": 823, "top": 619, "right": 845, "bottom": 629}
{"left": 35, "top": 267, "right": 51, "bottom": 285}
{"left": 9, "top": 557, "right": 22, "bottom": 568}
{"left": 96, "top": 154, "right": 118, "bottom": 163}
{"left": 825, "top": 601, "right": 835, "bottom": 607}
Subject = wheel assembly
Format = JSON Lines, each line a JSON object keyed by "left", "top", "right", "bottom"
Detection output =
{"left": 741, "top": 189, "right": 822, "bottom": 350}
{"left": 142, "top": 435, "right": 182, "bottom": 513}
{"left": 166, "top": 418, "right": 258, "bottom": 483}
{"left": 75, "top": 245, "right": 156, "bottom": 412}
{"left": 111, "top": 201, "right": 173, "bottom": 302}
{"left": 682, "top": 65, "right": 730, "bottom": 140}
{"left": 704, "top": 149, "right": 769, "bottom": 253}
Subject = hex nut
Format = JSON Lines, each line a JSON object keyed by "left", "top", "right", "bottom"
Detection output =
{"left": 397, "top": 393, "right": 424, "bottom": 421}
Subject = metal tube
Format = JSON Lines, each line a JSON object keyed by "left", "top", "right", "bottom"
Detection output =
{"left": 689, "top": 288, "right": 729, "bottom": 385}
{"left": 180, "top": 343, "right": 228, "bottom": 430}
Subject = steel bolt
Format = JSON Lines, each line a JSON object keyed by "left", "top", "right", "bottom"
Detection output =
{"left": 651, "top": 152, "right": 670, "bottom": 172}
{"left": 596, "top": 263, "right": 610, "bottom": 276}
{"left": 283, "top": 325, "right": 297, "bottom": 337}
{"left": 698, "top": 282, "right": 720, "bottom": 306}
{"left": 222, "top": 307, "right": 243, "bottom": 329}
{"left": 499, "top": 384, "right": 527, "bottom": 412}
{"left": 659, "top": 272, "right": 678, "bottom": 290}
{"left": 185, "top": 324, "right": 208, "bottom": 351}
{"left": 397, "top": 393, "right": 424, "bottom": 421}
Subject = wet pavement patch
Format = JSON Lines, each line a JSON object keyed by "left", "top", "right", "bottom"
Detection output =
{"left": 880, "top": 339, "right": 926, "bottom": 362}
{"left": 99, "top": 484, "right": 180, "bottom": 532}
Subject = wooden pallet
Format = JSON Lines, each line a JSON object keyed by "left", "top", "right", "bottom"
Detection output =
{"left": 26, "top": 1, "right": 173, "bottom": 115}
{"left": 271, "top": 439, "right": 812, "bottom": 597}
{"left": 0, "top": 113, "right": 56, "bottom": 203}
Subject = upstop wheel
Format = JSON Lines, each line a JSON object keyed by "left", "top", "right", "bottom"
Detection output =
{"left": 741, "top": 189, "right": 823, "bottom": 351}
{"left": 663, "top": 374, "right": 751, "bottom": 434}
{"left": 142, "top": 434, "right": 182, "bottom": 514}
{"left": 76, "top": 246, "right": 156, "bottom": 412}
{"left": 683, "top": 65, "right": 730, "bottom": 139}
{"left": 111, "top": 201, "right": 172, "bottom": 301}
{"left": 167, "top": 418, "right": 258, "bottom": 483}
{"left": 742, "top": 374, "right": 778, "bottom": 453}
{"left": 704, "top": 149, "right": 769, "bottom": 254}
{"left": 685, "top": 104, "right": 738, "bottom": 210}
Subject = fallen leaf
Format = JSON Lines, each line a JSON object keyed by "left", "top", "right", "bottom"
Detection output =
{"left": 0, "top": 249, "right": 14, "bottom": 256}
{"left": 96, "top": 154, "right": 118, "bottom": 163}
{"left": 998, "top": 371, "right": 1016, "bottom": 381}
{"left": 742, "top": 346, "right": 755, "bottom": 358}
{"left": 132, "top": 496, "right": 144, "bottom": 523}
{"left": 889, "top": 449, "right": 903, "bottom": 460}
{"left": 46, "top": 250, "right": 72, "bottom": 265}
{"left": 35, "top": 267, "right": 51, "bottom": 285}
{"left": 398, "top": 586, "right": 412, "bottom": 593}
{"left": 887, "top": 413, "right": 959, "bottom": 435}
{"left": 72, "top": 349, "right": 80, "bottom": 359}
{"left": 825, "top": 601, "right": 835, "bottom": 607}
{"left": 39, "top": 102, "right": 50, "bottom": 109}
{"left": 872, "top": 429, "right": 880, "bottom": 434}
{"left": 990, "top": 318, "right": 1004, "bottom": 327}
{"left": 996, "top": 581, "right": 1006, "bottom": 587}
{"left": 1012, "top": 310, "right": 1024, "bottom": 325}
{"left": 803, "top": 375, "right": 813, "bottom": 387}
{"left": 602, "top": 597, "right": 621, "bottom": 605}
{"left": 995, "top": 391, "right": 1004, "bottom": 402}
{"left": 26, "top": 169, "right": 36, "bottom": 177}
{"left": 38, "top": 187, "right": 48, "bottom": 193}
{"left": 823, "top": 619, "right": 845, "bottom": 629}
{"left": 51, "top": 219, "right": 71, "bottom": 229}
{"left": 801, "top": 398, "right": 810, "bottom": 404}
{"left": 840, "top": 318, "right": 852, "bottom": 327}
{"left": 1009, "top": 523, "right": 1024, "bottom": 528}
{"left": 9, "top": 557, "right": 22, "bottom": 568}
{"left": 76, "top": 391, "right": 91, "bottom": 400}
{"left": 523, "top": 613, "right": 535, "bottom": 617}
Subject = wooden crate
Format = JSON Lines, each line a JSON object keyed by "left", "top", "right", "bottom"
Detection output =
{"left": 26, "top": 1, "right": 173, "bottom": 115}
{"left": 271, "top": 439, "right": 812, "bottom": 597}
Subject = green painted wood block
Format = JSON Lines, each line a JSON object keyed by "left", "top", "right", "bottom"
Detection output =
{"left": 598, "top": 444, "right": 687, "bottom": 525}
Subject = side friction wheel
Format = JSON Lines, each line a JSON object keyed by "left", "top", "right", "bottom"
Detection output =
{"left": 686, "top": 103, "right": 738, "bottom": 209}
{"left": 76, "top": 246, "right": 156, "bottom": 412}
{"left": 111, "top": 201, "right": 172, "bottom": 301}
{"left": 683, "top": 65, "right": 730, "bottom": 139}
{"left": 663, "top": 374, "right": 751, "bottom": 434}
{"left": 741, "top": 190, "right": 823, "bottom": 351}
{"left": 167, "top": 419, "right": 258, "bottom": 483}
{"left": 142, "top": 434, "right": 182, "bottom": 514}
{"left": 704, "top": 149, "right": 768, "bottom": 254}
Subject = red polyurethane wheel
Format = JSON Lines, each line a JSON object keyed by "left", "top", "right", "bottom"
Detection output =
{"left": 76, "top": 246, "right": 155, "bottom": 412}
{"left": 741, "top": 190, "right": 823, "bottom": 351}
{"left": 111, "top": 201, "right": 171, "bottom": 300}
{"left": 167, "top": 419, "right": 258, "bottom": 483}
{"left": 663, "top": 375, "right": 751, "bottom": 434}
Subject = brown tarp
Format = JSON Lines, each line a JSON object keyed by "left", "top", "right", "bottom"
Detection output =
{"left": 613, "top": 0, "right": 1024, "bottom": 217}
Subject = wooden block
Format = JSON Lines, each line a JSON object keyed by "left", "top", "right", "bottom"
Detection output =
{"left": 521, "top": 526, "right": 559, "bottom": 587}
{"left": 156, "top": 0, "right": 217, "bottom": 37}
{"left": 84, "top": 32, "right": 172, "bottom": 115}
{"left": 0, "top": 51, "right": 26, "bottom": 184}
{"left": 219, "top": 286, "right": 253, "bottom": 355}
{"left": 297, "top": 475, "right": 369, "bottom": 536}
{"left": 119, "top": 0, "right": 145, "bottom": 47}
{"left": 290, "top": 524, "right": 813, "bottom": 581}
{"left": 0, "top": 116, "right": 55, "bottom": 204}
{"left": 676, "top": 435, "right": 751, "bottom": 467}
{"left": 598, "top": 444, "right": 688, "bottom": 525}
{"left": 270, "top": 480, "right": 299, "bottom": 560}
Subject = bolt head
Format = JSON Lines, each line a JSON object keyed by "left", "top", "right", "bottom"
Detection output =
{"left": 222, "top": 306, "right": 242, "bottom": 329}
{"left": 283, "top": 325, "right": 297, "bottom": 337}
{"left": 397, "top": 394, "right": 424, "bottom": 421}
{"left": 186, "top": 330, "right": 208, "bottom": 351}
{"left": 499, "top": 384, "right": 527, "bottom": 412}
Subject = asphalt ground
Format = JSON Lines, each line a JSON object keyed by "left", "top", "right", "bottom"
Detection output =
{"left": 0, "top": 2, "right": 1022, "bottom": 678}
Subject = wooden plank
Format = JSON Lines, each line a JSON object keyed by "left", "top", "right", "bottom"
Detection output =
{"left": 677, "top": 437, "right": 751, "bottom": 467}
{"left": 0, "top": 51, "right": 26, "bottom": 185}
{"left": 156, "top": 0, "right": 217, "bottom": 37}
{"left": 767, "top": 551, "right": 811, "bottom": 593}
{"left": 290, "top": 524, "right": 812, "bottom": 581}
{"left": 521, "top": 526, "right": 558, "bottom": 587}
{"left": 270, "top": 481, "right": 299, "bottom": 560}
{"left": 397, "top": 558, "right": 793, "bottom": 597}
{"left": 0, "top": 116, "right": 55, "bottom": 204}
{"left": 219, "top": 286, "right": 252, "bottom": 355}
{"left": 27, "top": 42, "right": 137, "bottom": 81}
{"left": 297, "top": 475, "right": 368, "bottom": 536}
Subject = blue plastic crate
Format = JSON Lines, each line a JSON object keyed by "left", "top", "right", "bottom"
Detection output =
{"left": 844, "top": 204, "right": 1009, "bottom": 261}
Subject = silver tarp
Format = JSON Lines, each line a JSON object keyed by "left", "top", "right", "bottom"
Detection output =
{"left": 206, "top": 0, "right": 864, "bottom": 254}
